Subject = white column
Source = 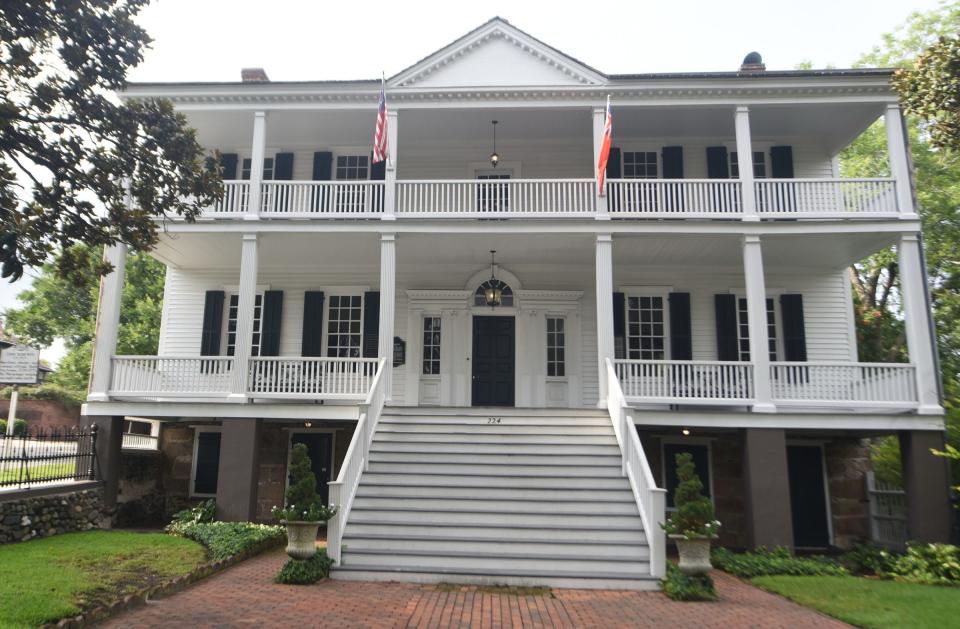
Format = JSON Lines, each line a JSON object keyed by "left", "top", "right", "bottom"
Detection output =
{"left": 885, "top": 104, "right": 919, "bottom": 219}
{"left": 742, "top": 235, "right": 775, "bottom": 412}
{"left": 87, "top": 243, "right": 127, "bottom": 401}
{"left": 735, "top": 106, "right": 758, "bottom": 220}
{"left": 245, "top": 111, "right": 267, "bottom": 220}
{"left": 383, "top": 110, "right": 398, "bottom": 220}
{"left": 592, "top": 107, "right": 610, "bottom": 218}
{"left": 595, "top": 234, "right": 614, "bottom": 406}
{"left": 898, "top": 233, "right": 943, "bottom": 414}
{"left": 230, "top": 234, "right": 258, "bottom": 398}
{"left": 378, "top": 234, "right": 396, "bottom": 399}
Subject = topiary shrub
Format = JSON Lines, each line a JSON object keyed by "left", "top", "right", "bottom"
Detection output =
{"left": 275, "top": 550, "right": 335, "bottom": 584}
{"left": 662, "top": 452, "right": 720, "bottom": 538}
{"left": 271, "top": 443, "right": 336, "bottom": 522}
{"left": 662, "top": 563, "right": 717, "bottom": 601}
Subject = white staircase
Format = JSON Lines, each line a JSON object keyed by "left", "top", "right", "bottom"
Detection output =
{"left": 331, "top": 408, "right": 658, "bottom": 590}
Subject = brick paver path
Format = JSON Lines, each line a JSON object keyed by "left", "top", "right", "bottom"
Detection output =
{"left": 99, "top": 551, "right": 848, "bottom": 628}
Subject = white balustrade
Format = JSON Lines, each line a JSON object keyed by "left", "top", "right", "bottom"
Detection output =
{"left": 771, "top": 362, "right": 917, "bottom": 406}
{"left": 606, "top": 179, "right": 742, "bottom": 216}
{"left": 614, "top": 359, "right": 754, "bottom": 404}
{"left": 259, "top": 181, "right": 385, "bottom": 216}
{"left": 327, "top": 358, "right": 387, "bottom": 564}
{"left": 109, "top": 356, "right": 233, "bottom": 397}
{"left": 204, "top": 181, "right": 249, "bottom": 216}
{"left": 396, "top": 179, "right": 596, "bottom": 216}
{"left": 755, "top": 178, "right": 898, "bottom": 216}
{"left": 121, "top": 433, "right": 159, "bottom": 450}
{"left": 246, "top": 357, "right": 380, "bottom": 399}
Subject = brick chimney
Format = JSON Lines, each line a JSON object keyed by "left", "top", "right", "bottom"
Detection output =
{"left": 739, "top": 52, "right": 766, "bottom": 72}
{"left": 241, "top": 68, "right": 270, "bottom": 83}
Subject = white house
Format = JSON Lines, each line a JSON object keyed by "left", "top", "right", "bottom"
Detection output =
{"left": 82, "top": 18, "right": 952, "bottom": 589}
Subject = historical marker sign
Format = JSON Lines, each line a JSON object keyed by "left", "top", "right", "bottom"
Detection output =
{"left": 0, "top": 345, "right": 40, "bottom": 384}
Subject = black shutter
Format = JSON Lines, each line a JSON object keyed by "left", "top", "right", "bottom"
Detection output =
{"left": 706, "top": 146, "right": 729, "bottom": 179}
{"left": 606, "top": 147, "right": 622, "bottom": 211}
{"left": 362, "top": 291, "right": 380, "bottom": 358}
{"left": 200, "top": 291, "right": 225, "bottom": 356}
{"left": 219, "top": 153, "right": 239, "bottom": 180}
{"left": 661, "top": 146, "right": 684, "bottom": 178}
{"left": 311, "top": 151, "right": 333, "bottom": 212}
{"left": 613, "top": 292, "right": 626, "bottom": 359}
{"left": 669, "top": 292, "right": 692, "bottom": 360}
{"left": 714, "top": 294, "right": 739, "bottom": 361}
{"left": 260, "top": 291, "right": 283, "bottom": 356}
{"left": 301, "top": 291, "right": 325, "bottom": 357}
{"left": 370, "top": 153, "right": 385, "bottom": 212}
{"left": 275, "top": 152, "right": 294, "bottom": 180}
{"left": 770, "top": 146, "right": 794, "bottom": 178}
{"left": 780, "top": 294, "right": 807, "bottom": 361}
{"left": 193, "top": 431, "right": 221, "bottom": 495}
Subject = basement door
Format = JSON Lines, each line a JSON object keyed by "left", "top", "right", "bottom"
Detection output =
{"left": 289, "top": 432, "right": 334, "bottom": 505}
{"left": 787, "top": 445, "right": 831, "bottom": 548}
{"left": 472, "top": 316, "right": 515, "bottom": 407}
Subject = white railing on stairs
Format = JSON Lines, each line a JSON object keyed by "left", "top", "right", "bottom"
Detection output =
{"left": 326, "top": 357, "right": 387, "bottom": 565}
{"left": 605, "top": 358, "right": 667, "bottom": 579}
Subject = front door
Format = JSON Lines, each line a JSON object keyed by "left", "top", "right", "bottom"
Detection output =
{"left": 472, "top": 316, "right": 515, "bottom": 406}
{"left": 787, "top": 445, "right": 831, "bottom": 548}
{"left": 290, "top": 432, "right": 334, "bottom": 505}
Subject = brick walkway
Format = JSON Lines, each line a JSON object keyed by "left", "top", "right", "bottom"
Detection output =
{"left": 99, "top": 551, "right": 848, "bottom": 628}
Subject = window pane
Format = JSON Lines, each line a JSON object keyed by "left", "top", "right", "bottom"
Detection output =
{"left": 626, "top": 296, "right": 666, "bottom": 360}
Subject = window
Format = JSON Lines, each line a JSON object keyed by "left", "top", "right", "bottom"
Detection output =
{"left": 736, "top": 297, "right": 777, "bottom": 361}
{"left": 335, "top": 155, "right": 369, "bottom": 181}
{"left": 473, "top": 280, "right": 514, "bottom": 307}
{"left": 326, "top": 295, "right": 362, "bottom": 358}
{"left": 626, "top": 296, "right": 666, "bottom": 360}
{"left": 422, "top": 317, "right": 441, "bottom": 375}
{"left": 623, "top": 151, "right": 658, "bottom": 179}
{"left": 546, "top": 317, "right": 566, "bottom": 377}
{"left": 225, "top": 294, "right": 263, "bottom": 357}
{"left": 476, "top": 172, "right": 511, "bottom": 212}
{"left": 241, "top": 157, "right": 275, "bottom": 180}
{"left": 730, "top": 151, "right": 767, "bottom": 178}
{"left": 662, "top": 442, "right": 711, "bottom": 509}
{"left": 192, "top": 429, "right": 222, "bottom": 497}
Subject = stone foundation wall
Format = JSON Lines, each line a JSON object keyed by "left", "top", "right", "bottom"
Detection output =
{"left": 825, "top": 438, "right": 872, "bottom": 549}
{"left": 0, "top": 399, "right": 80, "bottom": 432}
{"left": 0, "top": 486, "right": 106, "bottom": 544}
{"left": 115, "top": 449, "right": 166, "bottom": 527}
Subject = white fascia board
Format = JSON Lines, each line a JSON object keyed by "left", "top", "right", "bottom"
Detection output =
{"left": 82, "top": 401, "right": 361, "bottom": 421}
{"left": 632, "top": 409, "right": 945, "bottom": 432}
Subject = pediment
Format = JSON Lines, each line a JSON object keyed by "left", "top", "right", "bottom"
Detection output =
{"left": 390, "top": 18, "right": 606, "bottom": 88}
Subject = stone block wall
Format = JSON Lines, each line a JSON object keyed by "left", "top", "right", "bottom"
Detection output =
{"left": 115, "top": 449, "right": 165, "bottom": 527}
{"left": 0, "top": 399, "right": 80, "bottom": 432}
{"left": 0, "top": 486, "right": 106, "bottom": 544}
{"left": 826, "top": 438, "right": 872, "bottom": 548}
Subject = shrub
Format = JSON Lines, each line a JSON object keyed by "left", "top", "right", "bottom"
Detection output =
{"left": 712, "top": 547, "right": 848, "bottom": 578}
{"left": 662, "top": 452, "right": 720, "bottom": 538}
{"left": 271, "top": 443, "right": 337, "bottom": 522}
{"left": 841, "top": 544, "right": 899, "bottom": 576}
{"left": 168, "top": 521, "right": 285, "bottom": 561}
{"left": 887, "top": 543, "right": 960, "bottom": 585}
{"left": 0, "top": 384, "right": 85, "bottom": 408}
{"left": 167, "top": 499, "right": 216, "bottom": 533}
{"left": 275, "top": 551, "right": 335, "bottom": 584}
{"left": 0, "top": 419, "right": 27, "bottom": 436}
{"left": 662, "top": 563, "right": 717, "bottom": 601}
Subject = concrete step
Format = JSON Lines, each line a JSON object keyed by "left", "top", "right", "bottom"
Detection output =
{"left": 379, "top": 415, "right": 612, "bottom": 427}
{"left": 366, "top": 462, "right": 622, "bottom": 477}
{"left": 375, "top": 423, "right": 615, "bottom": 436}
{"left": 340, "top": 536, "right": 650, "bottom": 559}
{"left": 351, "top": 496, "right": 639, "bottom": 515}
{"left": 348, "top": 508, "right": 642, "bottom": 528}
{"left": 367, "top": 451, "right": 624, "bottom": 467}
{"left": 355, "top": 484, "right": 635, "bottom": 502}
{"left": 383, "top": 407, "right": 608, "bottom": 418}
{"left": 369, "top": 441, "right": 622, "bottom": 456}
{"left": 339, "top": 549, "right": 651, "bottom": 576}
{"left": 374, "top": 432, "right": 615, "bottom": 445}
{"left": 342, "top": 523, "right": 647, "bottom": 544}
{"left": 358, "top": 472, "right": 630, "bottom": 489}
{"left": 331, "top": 567, "right": 659, "bottom": 590}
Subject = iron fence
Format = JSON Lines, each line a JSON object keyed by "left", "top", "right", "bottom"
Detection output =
{"left": 0, "top": 426, "right": 98, "bottom": 489}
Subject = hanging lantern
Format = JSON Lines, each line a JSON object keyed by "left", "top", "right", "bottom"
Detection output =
{"left": 484, "top": 250, "right": 502, "bottom": 307}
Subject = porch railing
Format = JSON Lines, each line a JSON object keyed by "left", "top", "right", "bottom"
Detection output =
{"left": 246, "top": 357, "right": 381, "bottom": 399}
{"left": 109, "top": 356, "right": 233, "bottom": 398}
{"left": 605, "top": 358, "right": 666, "bottom": 579}
{"left": 770, "top": 362, "right": 917, "bottom": 406}
{"left": 396, "top": 178, "right": 596, "bottom": 216}
{"left": 121, "top": 433, "right": 159, "bottom": 450}
{"left": 327, "top": 357, "right": 388, "bottom": 565}
{"left": 205, "top": 180, "right": 249, "bottom": 216}
{"left": 606, "top": 179, "right": 742, "bottom": 216}
{"left": 259, "top": 181, "right": 384, "bottom": 217}
{"left": 755, "top": 178, "right": 898, "bottom": 216}
{"left": 614, "top": 359, "right": 754, "bottom": 405}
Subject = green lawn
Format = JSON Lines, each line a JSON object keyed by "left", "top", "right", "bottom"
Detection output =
{"left": 753, "top": 575, "right": 960, "bottom": 629}
{"left": 0, "top": 530, "right": 206, "bottom": 629}
{"left": 0, "top": 462, "right": 77, "bottom": 485}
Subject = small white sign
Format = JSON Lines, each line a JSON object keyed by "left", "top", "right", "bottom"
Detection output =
{"left": 0, "top": 345, "right": 40, "bottom": 384}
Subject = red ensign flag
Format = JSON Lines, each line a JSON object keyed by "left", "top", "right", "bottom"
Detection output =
{"left": 596, "top": 96, "right": 612, "bottom": 196}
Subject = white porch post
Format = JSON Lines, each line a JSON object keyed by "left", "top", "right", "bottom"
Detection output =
{"left": 595, "top": 234, "right": 614, "bottom": 406}
{"left": 383, "top": 110, "right": 398, "bottom": 220}
{"left": 378, "top": 234, "right": 396, "bottom": 399}
{"left": 742, "top": 235, "right": 775, "bottom": 412}
{"left": 592, "top": 106, "right": 609, "bottom": 219}
{"left": 734, "top": 106, "right": 758, "bottom": 221}
{"left": 87, "top": 243, "right": 127, "bottom": 401}
{"left": 245, "top": 111, "right": 267, "bottom": 219}
{"left": 230, "top": 234, "right": 258, "bottom": 398}
{"left": 898, "top": 233, "right": 943, "bottom": 414}
{"left": 885, "top": 104, "right": 919, "bottom": 219}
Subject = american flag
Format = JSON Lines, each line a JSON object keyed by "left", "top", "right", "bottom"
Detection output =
{"left": 373, "top": 80, "right": 389, "bottom": 164}
{"left": 596, "top": 96, "right": 612, "bottom": 196}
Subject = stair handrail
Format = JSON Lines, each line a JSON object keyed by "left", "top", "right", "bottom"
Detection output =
{"left": 326, "top": 357, "right": 388, "bottom": 564}
{"left": 605, "top": 357, "right": 667, "bottom": 578}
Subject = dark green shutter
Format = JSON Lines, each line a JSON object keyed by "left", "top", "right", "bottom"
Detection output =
{"left": 770, "top": 146, "right": 794, "bottom": 178}
{"left": 301, "top": 291, "right": 325, "bottom": 357}
{"left": 200, "top": 290, "right": 225, "bottom": 356}
{"left": 706, "top": 147, "right": 729, "bottom": 179}
{"left": 661, "top": 146, "right": 684, "bottom": 178}
{"left": 613, "top": 292, "right": 626, "bottom": 359}
{"left": 661, "top": 146, "right": 684, "bottom": 212}
{"left": 769, "top": 146, "right": 795, "bottom": 213}
{"left": 362, "top": 291, "right": 380, "bottom": 358}
{"left": 311, "top": 152, "right": 333, "bottom": 212}
{"left": 193, "top": 431, "right": 221, "bottom": 495}
{"left": 260, "top": 290, "right": 283, "bottom": 356}
{"left": 370, "top": 153, "right": 385, "bottom": 212}
{"left": 714, "top": 294, "right": 739, "bottom": 361}
{"left": 606, "top": 147, "right": 622, "bottom": 211}
{"left": 219, "top": 153, "right": 239, "bottom": 180}
{"left": 669, "top": 293, "right": 692, "bottom": 360}
{"left": 275, "top": 152, "right": 294, "bottom": 180}
{"left": 780, "top": 294, "right": 807, "bottom": 361}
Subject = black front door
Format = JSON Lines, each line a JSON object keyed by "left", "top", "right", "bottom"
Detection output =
{"left": 472, "top": 316, "right": 515, "bottom": 406}
{"left": 787, "top": 445, "right": 830, "bottom": 548}
{"left": 290, "top": 432, "right": 334, "bottom": 505}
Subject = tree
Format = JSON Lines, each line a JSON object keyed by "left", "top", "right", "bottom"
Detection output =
{"left": 0, "top": 1, "right": 221, "bottom": 283}
{"left": 894, "top": 36, "right": 960, "bottom": 151}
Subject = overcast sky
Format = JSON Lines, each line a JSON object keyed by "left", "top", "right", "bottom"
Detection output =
{"left": 0, "top": 0, "right": 946, "bottom": 364}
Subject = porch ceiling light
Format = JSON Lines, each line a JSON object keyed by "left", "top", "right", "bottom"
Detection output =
{"left": 489, "top": 120, "right": 499, "bottom": 168}
{"left": 484, "top": 250, "right": 503, "bottom": 307}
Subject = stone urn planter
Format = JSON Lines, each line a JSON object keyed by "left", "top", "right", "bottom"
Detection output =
{"left": 670, "top": 534, "right": 716, "bottom": 575}
{"left": 281, "top": 520, "right": 321, "bottom": 560}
